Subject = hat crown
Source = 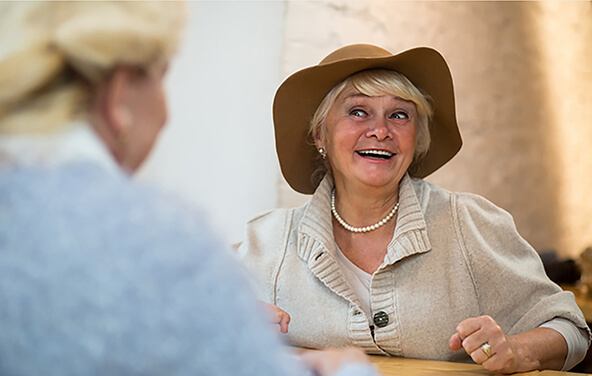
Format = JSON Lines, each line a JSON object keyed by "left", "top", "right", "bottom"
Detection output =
{"left": 319, "top": 44, "right": 392, "bottom": 65}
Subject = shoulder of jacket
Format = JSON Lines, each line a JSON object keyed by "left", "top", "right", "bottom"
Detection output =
{"left": 409, "top": 177, "right": 455, "bottom": 214}
{"left": 245, "top": 202, "right": 309, "bottom": 226}
{"left": 452, "top": 191, "right": 510, "bottom": 220}
{"left": 411, "top": 177, "right": 505, "bottom": 214}
{"left": 239, "top": 205, "right": 310, "bottom": 255}
{"left": 246, "top": 207, "right": 295, "bottom": 225}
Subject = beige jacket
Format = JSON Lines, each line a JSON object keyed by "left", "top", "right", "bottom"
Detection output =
{"left": 237, "top": 174, "right": 589, "bottom": 362}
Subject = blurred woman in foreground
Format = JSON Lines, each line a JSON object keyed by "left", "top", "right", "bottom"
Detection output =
{"left": 0, "top": 3, "right": 376, "bottom": 375}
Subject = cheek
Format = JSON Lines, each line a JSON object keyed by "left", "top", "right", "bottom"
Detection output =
{"left": 142, "top": 86, "right": 167, "bottom": 130}
{"left": 326, "top": 124, "right": 360, "bottom": 152}
{"left": 157, "top": 89, "right": 168, "bottom": 128}
{"left": 399, "top": 126, "right": 417, "bottom": 152}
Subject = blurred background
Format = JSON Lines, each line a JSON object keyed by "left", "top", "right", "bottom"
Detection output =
{"left": 138, "top": 1, "right": 592, "bottom": 259}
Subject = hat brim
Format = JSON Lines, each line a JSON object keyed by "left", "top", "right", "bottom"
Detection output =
{"left": 273, "top": 46, "right": 462, "bottom": 195}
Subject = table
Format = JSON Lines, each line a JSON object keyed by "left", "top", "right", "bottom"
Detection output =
{"left": 365, "top": 355, "right": 589, "bottom": 376}
{"left": 297, "top": 349, "right": 589, "bottom": 375}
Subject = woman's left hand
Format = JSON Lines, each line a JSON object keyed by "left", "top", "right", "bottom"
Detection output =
{"left": 449, "top": 315, "right": 525, "bottom": 374}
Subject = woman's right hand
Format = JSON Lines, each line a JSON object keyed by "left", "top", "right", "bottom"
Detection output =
{"left": 300, "top": 347, "right": 375, "bottom": 376}
{"left": 259, "top": 301, "right": 291, "bottom": 334}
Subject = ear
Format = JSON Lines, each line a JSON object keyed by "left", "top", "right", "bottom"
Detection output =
{"left": 313, "top": 129, "right": 325, "bottom": 150}
{"left": 103, "top": 66, "right": 135, "bottom": 138}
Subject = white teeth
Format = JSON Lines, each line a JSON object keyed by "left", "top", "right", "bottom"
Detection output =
{"left": 357, "top": 150, "right": 394, "bottom": 157}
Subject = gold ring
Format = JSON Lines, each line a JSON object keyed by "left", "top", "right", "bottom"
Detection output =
{"left": 481, "top": 342, "right": 492, "bottom": 358}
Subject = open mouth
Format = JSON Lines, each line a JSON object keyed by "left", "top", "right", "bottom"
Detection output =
{"left": 356, "top": 149, "right": 394, "bottom": 160}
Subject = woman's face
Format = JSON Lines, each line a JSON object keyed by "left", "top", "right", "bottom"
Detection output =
{"left": 317, "top": 85, "right": 417, "bottom": 193}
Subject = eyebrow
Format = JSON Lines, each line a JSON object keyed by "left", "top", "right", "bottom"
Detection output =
{"left": 342, "top": 92, "right": 415, "bottom": 109}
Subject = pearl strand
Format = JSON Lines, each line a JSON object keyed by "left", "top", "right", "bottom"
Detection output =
{"left": 331, "top": 189, "right": 399, "bottom": 233}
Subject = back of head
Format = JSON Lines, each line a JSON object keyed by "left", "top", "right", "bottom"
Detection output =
{"left": 0, "top": 1, "right": 185, "bottom": 135}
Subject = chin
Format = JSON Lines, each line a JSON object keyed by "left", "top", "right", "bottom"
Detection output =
{"left": 358, "top": 176, "right": 400, "bottom": 190}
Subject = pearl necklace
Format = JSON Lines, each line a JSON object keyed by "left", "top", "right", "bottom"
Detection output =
{"left": 331, "top": 189, "right": 399, "bottom": 233}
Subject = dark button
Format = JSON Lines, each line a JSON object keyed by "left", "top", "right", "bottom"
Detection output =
{"left": 373, "top": 311, "right": 389, "bottom": 328}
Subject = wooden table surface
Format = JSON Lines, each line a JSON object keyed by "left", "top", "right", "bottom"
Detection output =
{"left": 365, "top": 355, "right": 590, "bottom": 376}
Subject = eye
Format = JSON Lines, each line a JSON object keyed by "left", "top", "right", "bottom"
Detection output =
{"left": 349, "top": 109, "right": 367, "bottom": 118}
{"left": 391, "top": 111, "right": 409, "bottom": 120}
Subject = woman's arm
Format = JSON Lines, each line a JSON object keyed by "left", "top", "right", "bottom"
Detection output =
{"left": 449, "top": 315, "right": 567, "bottom": 373}
{"left": 451, "top": 193, "right": 590, "bottom": 371}
{"left": 540, "top": 317, "right": 589, "bottom": 370}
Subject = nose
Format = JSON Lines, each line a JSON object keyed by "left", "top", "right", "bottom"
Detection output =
{"left": 365, "top": 116, "right": 392, "bottom": 140}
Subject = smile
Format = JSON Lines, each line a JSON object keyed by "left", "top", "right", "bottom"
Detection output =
{"left": 356, "top": 149, "right": 394, "bottom": 160}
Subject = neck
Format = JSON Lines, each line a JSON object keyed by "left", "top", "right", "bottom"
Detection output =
{"left": 332, "top": 182, "right": 400, "bottom": 229}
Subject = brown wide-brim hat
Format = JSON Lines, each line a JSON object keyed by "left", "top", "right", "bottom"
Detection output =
{"left": 273, "top": 43, "right": 462, "bottom": 194}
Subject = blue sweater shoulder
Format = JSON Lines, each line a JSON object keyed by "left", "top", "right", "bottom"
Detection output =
{"left": 0, "top": 162, "right": 304, "bottom": 376}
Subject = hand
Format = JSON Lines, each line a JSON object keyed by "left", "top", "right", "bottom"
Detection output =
{"left": 300, "top": 347, "right": 371, "bottom": 376}
{"left": 259, "top": 301, "right": 291, "bottom": 334}
{"left": 449, "top": 315, "right": 525, "bottom": 374}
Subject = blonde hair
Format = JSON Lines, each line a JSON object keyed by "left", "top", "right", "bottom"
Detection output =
{"left": 0, "top": 1, "right": 186, "bottom": 134}
{"left": 309, "top": 69, "right": 433, "bottom": 183}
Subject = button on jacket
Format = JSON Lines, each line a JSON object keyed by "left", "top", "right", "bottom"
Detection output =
{"left": 237, "top": 173, "right": 590, "bottom": 362}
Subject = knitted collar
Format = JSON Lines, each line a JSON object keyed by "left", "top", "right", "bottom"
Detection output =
{"left": 297, "top": 172, "right": 432, "bottom": 267}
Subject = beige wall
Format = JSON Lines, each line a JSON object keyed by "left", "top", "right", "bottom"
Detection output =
{"left": 278, "top": 1, "right": 592, "bottom": 258}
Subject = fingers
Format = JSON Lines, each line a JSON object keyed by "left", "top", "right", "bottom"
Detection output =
{"left": 451, "top": 316, "right": 503, "bottom": 364}
{"left": 300, "top": 347, "right": 370, "bottom": 376}
{"left": 450, "top": 316, "right": 524, "bottom": 373}
{"left": 448, "top": 333, "right": 463, "bottom": 351}
{"left": 467, "top": 343, "right": 492, "bottom": 365}
{"left": 259, "top": 301, "right": 291, "bottom": 334}
{"left": 278, "top": 312, "right": 290, "bottom": 334}
{"left": 272, "top": 323, "right": 282, "bottom": 334}
{"left": 455, "top": 315, "right": 495, "bottom": 340}
{"left": 269, "top": 306, "right": 290, "bottom": 334}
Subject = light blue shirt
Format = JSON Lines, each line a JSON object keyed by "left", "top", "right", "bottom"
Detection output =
{"left": 0, "top": 123, "right": 377, "bottom": 376}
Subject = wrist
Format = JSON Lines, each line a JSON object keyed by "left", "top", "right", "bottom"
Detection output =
{"left": 510, "top": 334, "right": 541, "bottom": 373}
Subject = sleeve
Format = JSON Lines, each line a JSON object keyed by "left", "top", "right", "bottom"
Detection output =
{"left": 540, "top": 317, "right": 589, "bottom": 371}
{"left": 235, "top": 208, "right": 294, "bottom": 302}
{"left": 452, "top": 192, "right": 591, "bottom": 342}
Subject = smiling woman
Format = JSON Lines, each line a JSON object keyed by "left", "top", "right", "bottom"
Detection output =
{"left": 236, "top": 43, "right": 591, "bottom": 374}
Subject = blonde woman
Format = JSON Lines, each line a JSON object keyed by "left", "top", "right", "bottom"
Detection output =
{"left": 0, "top": 3, "right": 377, "bottom": 376}
{"left": 238, "top": 44, "right": 590, "bottom": 373}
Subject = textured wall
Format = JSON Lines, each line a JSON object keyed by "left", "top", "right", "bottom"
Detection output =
{"left": 278, "top": 1, "right": 592, "bottom": 258}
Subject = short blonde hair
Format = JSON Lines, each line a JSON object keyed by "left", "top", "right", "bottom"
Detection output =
{"left": 309, "top": 69, "right": 433, "bottom": 182}
{"left": 0, "top": 1, "right": 186, "bottom": 134}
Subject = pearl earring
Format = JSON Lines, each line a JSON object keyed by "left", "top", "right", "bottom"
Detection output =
{"left": 318, "top": 147, "right": 327, "bottom": 159}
